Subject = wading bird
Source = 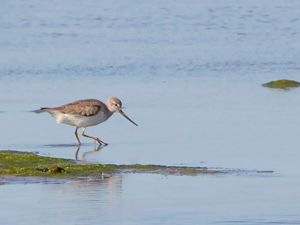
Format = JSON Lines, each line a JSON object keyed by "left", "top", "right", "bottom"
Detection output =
{"left": 39, "top": 97, "right": 138, "bottom": 146}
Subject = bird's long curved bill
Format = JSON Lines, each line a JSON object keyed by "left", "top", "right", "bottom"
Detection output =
{"left": 119, "top": 110, "right": 138, "bottom": 126}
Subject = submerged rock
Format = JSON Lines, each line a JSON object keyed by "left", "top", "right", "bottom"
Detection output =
{"left": 262, "top": 79, "right": 300, "bottom": 89}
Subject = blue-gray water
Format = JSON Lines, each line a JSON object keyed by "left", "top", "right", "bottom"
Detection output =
{"left": 1, "top": 0, "right": 300, "bottom": 224}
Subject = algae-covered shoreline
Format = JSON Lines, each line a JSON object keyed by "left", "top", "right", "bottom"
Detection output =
{"left": 0, "top": 150, "right": 223, "bottom": 180}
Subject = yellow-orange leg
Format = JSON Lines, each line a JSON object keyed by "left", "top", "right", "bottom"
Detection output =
{"left": 74, "top": 127, "right": 81, "bottom": 146}
{"left": 82, "top": 128, "right": 108, "bottom": 146}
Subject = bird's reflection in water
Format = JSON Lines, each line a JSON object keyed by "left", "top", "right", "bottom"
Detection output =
{"left": 71, "top": 144, "right": 123, "bottom": 205}
{"left": 75, "top": 144, "right": 107, "bottom": 161}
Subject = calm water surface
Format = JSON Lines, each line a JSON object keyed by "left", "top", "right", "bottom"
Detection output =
{"left": 1, "top": 0, "right": 300, "bottom": 224}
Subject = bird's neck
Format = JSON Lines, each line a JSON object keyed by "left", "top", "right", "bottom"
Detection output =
{"left": 105, "top": 107, "right": 114, "bottom": 118}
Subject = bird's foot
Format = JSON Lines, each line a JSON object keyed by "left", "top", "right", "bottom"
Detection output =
{"left": 99, "top": 141, "right": 108, "bottom": 146}
{"left": 95, "top": 138, "right": 108, "bottom": 146}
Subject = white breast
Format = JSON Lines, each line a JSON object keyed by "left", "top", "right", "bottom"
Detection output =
{"left": 50, "top": 111, "right": 108, "bottom": 128}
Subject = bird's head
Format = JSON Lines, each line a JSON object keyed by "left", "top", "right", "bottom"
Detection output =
{"left": 107, "top": 97, "right": 138, "bottom": 126}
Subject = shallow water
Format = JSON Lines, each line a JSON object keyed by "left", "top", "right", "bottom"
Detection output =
{"left": 1, "top": 0, "right": 300, "bottom": 224}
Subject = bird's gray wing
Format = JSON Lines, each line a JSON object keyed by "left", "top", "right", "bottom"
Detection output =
{"left": 54, "top": 99, "right": 103, "bottom": 117}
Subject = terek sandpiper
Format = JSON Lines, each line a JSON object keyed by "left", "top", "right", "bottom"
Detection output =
{"left": 39, "top": 97, "right": 138, "bottom": 146}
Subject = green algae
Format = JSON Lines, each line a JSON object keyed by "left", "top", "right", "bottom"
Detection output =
{"left": 0, "top": 151, "right": 221, "bottom": 179}
{"left": 262, "top": 79, "right": 300, "bottom": 89}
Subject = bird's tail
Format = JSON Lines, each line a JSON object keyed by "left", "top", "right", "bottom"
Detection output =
{"left": 31, "top": 108, "right": 50, "bottom": 113}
